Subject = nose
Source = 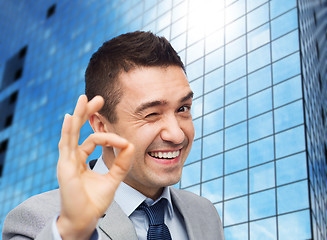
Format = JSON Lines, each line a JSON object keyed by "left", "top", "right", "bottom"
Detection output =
{"left": 160, "top": 114, "right": 185, "bottom": 145}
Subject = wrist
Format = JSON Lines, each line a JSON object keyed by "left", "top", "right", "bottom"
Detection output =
{"left": 56, "top": 215, "right": 97, "bottom": 240}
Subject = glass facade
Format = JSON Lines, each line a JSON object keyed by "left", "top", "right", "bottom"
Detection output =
{"left": 0, "top": 0, "right": 326, "bottom": 239}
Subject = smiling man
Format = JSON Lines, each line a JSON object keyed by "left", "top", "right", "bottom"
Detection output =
{"left": 3, "top": 31, "right": 224, "bottom": 240}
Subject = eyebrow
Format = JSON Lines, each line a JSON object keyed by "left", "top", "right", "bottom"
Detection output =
{"left": 135, "top": 90, "right": 194, "bottom": 114}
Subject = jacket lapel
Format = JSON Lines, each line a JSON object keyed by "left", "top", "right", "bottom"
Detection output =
{"left": 98, "top": 201, "right": 138, "bottom": 240}
{"left": 170, "top": 188, "right": 197, "bottom": 240}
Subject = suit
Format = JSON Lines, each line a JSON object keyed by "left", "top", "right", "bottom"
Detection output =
{"left": 3, "top": 162, "right": 224, "bottom": 239}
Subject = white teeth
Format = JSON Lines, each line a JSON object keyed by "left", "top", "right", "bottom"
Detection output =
{"left": 149, "top": 150, "right": 180, "bottom": 159}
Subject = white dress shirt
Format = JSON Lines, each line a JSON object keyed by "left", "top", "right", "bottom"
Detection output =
{"left": 53, "top": 156, "right": 189, "bottom": 239}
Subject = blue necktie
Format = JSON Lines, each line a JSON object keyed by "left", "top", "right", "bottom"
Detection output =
{"left": 138, "top": 198, "right": 172, "bottom": 240}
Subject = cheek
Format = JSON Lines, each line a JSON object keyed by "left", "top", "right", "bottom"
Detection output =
{"left": 131, "top": 125, "right": 161, "bottom": 150}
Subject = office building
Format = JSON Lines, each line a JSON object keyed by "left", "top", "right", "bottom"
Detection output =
{"left": 0, "top": 0, "right": 326, "bottom": 239}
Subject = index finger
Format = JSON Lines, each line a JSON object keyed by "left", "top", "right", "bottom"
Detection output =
{"left": 70, "top": 95, "right": 104, "bottom": 147}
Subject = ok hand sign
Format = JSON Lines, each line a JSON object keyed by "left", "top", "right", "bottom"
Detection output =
{"left": 56, "top": 95, "right": 134, "bottom": 240}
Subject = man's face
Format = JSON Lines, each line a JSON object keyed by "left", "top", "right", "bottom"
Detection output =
{"left": 107, "top": 66, "right": 194, "bottom": 199}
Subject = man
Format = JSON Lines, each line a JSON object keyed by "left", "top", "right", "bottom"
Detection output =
{"left": 3, "top": 31, "right": 224, "bottom": 239}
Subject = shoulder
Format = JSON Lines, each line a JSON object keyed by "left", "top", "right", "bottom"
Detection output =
{"left": 170, "top": 187, "right": 213, "bottom": 206}
{"left": 2, "top": 189, "right": 60, "bottom": 239}
{"left": 170, "top": 187, "right": 219, "bottom": 218}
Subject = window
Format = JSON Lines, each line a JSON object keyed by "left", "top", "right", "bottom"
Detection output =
{"left": 224, "top": 196, "right": 248, "bottom": 226}
{"left": 248, "top": 88, "right": 272, "bottom": 118}
{"left": 46, "top": 4, "right": 56, "bottom": 19}
{"left": 204, "top": 88, "right": 224, "bottom": 114}
{"left": 225, "top": 170, "right": 248, "bottom": 199}
{"left": 271, "top": 9, "right": 298, "bottom": 40}
{"left": 203, "top": 108, "right": 224, "bottom": 135}
{"left": 249, "top": 136, "right": 274, "bottom": 166}
{"left": 249, "top": 112, "right": 273, "bottom": 141}
{"left": 202, "top": 154, "right": 223, "bottom": 181}
{"left": 248, "top": 65, "right": 271, "bottom": 95}
{"left": 250, "top": 162, "right": 275, "bottom": 193}
{"left": 225, "top": 145, "right": 248, "bottom": 174}
{"left": 225, "top": 122, "right": 247, "bottom": 150}
{"left": 202, "top": 178, "right": 223, "bottom": 203}
{"left": 203, "top": 131, "right": 224, "bottom": 158}
{"left": 225, "top": 77, "right": 246, "bottom": 105}
{"left": 204, "top": 67, "right": 224, "bottom": 93}
{"left": 181, "top": 162, "right": 201, "bottom": 188}
{"left": 276, "top": 152, "right": 307, "bottom": 186}
{"left": 0, "top": 139, "right": 9, "bottom": 177}
{"left": 248, "top": 44, "right": 271, "bottom": 73}
{"left": 250, "top": 189, "right": 276, "bottom": 220}
{"left": 272, "top": 30, "right": 299, "bottom": 61}
{"left": 225, "top": 99, "right": 247, "bottom": 127}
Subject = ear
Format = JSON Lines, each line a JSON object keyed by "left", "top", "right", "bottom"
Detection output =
{"left": 89, "top": 112, "right": 111, "bottom": 133}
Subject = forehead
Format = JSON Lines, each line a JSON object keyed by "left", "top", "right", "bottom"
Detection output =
{"left": 118, "top": 66, "right": 191, "bottom": 105}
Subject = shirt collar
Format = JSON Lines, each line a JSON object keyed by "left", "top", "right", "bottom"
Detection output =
{"left": 93, "top": 156, "right": 174, "bottom": 218}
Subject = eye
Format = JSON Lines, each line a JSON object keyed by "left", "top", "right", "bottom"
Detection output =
{"left": 145, "top": 112, "right": 159, "bottom": 118}
{"left": 178, "top": 105, "right": 191, "bottom": 112}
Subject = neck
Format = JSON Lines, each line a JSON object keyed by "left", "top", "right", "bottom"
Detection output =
{"left": 102, "top": 147, "right": 164, "bottom": 200}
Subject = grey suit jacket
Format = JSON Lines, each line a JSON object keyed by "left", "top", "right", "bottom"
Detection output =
{"left": 3, "top": 186, "right": 224, "bottom": 240}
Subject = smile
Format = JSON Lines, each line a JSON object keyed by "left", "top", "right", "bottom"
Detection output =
{"left": 148, "top": 150, "right": 180, "bottom": 159}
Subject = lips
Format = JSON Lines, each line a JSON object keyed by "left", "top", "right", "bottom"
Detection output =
{"left": 148, "top": 150, "right": 180, "bottom": 159}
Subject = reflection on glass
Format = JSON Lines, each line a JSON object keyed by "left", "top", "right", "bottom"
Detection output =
{"left": 204, "top": 88, "right": 224, "bottom": 114}
{"left": 202, "top": 178, "right": 223, "bottom": 203}
{"left": 247, "top": 23, "right": 270, "bottom": 52}
{"left": 275, "top": 125, "right": 305, "bottom": 158}
{"left": 225, "top": 99, "right": 247, "bottom": 127}
{"left": 248, "top": 44, "right": 271, "bottom": 73}
{"left": 225, "top": 16, "right": 245, "bottom": 43}
{"left": 203, "top": 108, "right": 224, "bottom": 135}
{"left": 190, "top": 77, "right": 203, "bottom": 99}
{"left": 225, "top": 56, "right": 246, "bottom": 83}
{"left": 249, "top": 136, "right": 274, "bottom": 166}
{"left": 248, "top": 65, "right": 271, "bottom": 95}
{"left": 249, "top": 112, "right": 273, "bottom": 141}
{"left": 225, "top": 122, "right": 247, "bottom": 150}
{"left": 270, "top": 0, "right": 297, "bottom": 19}
{"left": 278, "top": 210, "right": 312, "bottom": 240}
{"left": 181, "top": 162, "right": 201, "bottom": 188}
{"left": 225, "top": 145, "right": 247, "bottom": 174}
{"left": 191, "top": 96, "right": 203, "bottom": 119}
{"left": 274, "top": 100, "right": 304, "bottom": 133}
{"left": 193, "top": 117, "right": 202, "bottom": 140}
{"left": 205, "top": 47, "right": 224, "bottom": 73}
{"left": 250, "top": 217, "right": 277, "bottom": 240}
{"left": 272, "top": 52, "right": 301, "bottom": 84}
{"left": 277, "top": 180, "right": 309, "bottom": 214}
{"left": 205, "top": 29, "right": 224, "bottom": 54}
{"left": 224, "top": 223, "right": 249, "bottom": 240}
{"left": 247, "top": 3, "right": 269, "bottom": 31}
{"left": 186, "top": 139, "right": 201, "bottom": 165}
{"left": 249, "top": 162, "right": 275, "bottom": 193}
{"left": 273, "top": 76, "right": 302, "bottom": 108}
{"left": 250, "top": 189, "right": 276, "bottom": 220}
{"left": 276, "top": 152, "right": 307, "bottom": 186}
{"left": 202, "top": 154, "right": 223, "bottom": 181}
{"left": 204, "top": 67, "right": 224, "bottom": 93}
{"left": 271, "top": 9, "right": 298, "bottom": 40}
{"left": 203, "top": 131, "right": 223, "bottom": 158}
{"left": 186, "top": 58, "right": 204, "bottom": 81}
{"left": 248, "top": 88, "right": 272, "bottom": 118}
{"left": 225, "top": 77, "right": 246, "bottom": 105}
{"left": 224, "top": 170, "right": 248, "bottom": 199}
{"left": 224, "top": 196, "right": 248, "bottom": 226}
{"left": 226, "top": 36, "right": 246, "bottom": 63}
{"left": 272, "top": 30, "right": 299, "bottom": 61}
{"left": 225, "top": 0, "right": 245, "bottom": 24}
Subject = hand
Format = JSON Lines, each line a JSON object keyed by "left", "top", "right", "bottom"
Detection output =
{"left": 56, "top": 95, "right": 134, "bottom": 240}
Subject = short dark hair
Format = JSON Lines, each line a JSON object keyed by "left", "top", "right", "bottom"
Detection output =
{"left": 85, "top": 31, "right": 185, "bottom": 123}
